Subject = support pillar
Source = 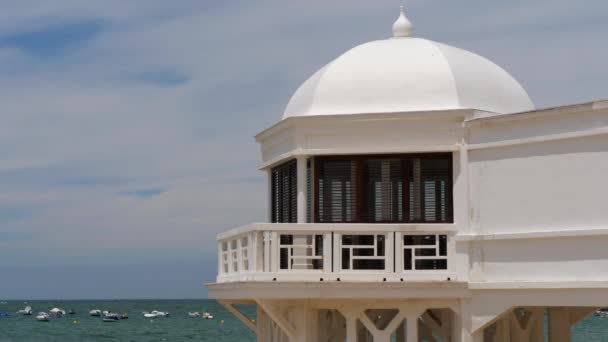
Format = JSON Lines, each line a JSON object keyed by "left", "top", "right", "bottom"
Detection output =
{"left": 267, "top": 169, "right": 272, "bottom": 222}
{"left": 453, "top": 300, "right": 483, "bottom": 342}
{"left": 292, "top": 305, "right": 318, "bottom": 342}
{"left": 548, "top": 308, "right": 571, "bottom": 342}
{"left": 296, "top": 156, "right": 307, "bottom": 223}
{"left": 395, "top": 321, "right": 405, "bottom": 342}
{"left": 406, "top": 314, "right": 418, "bottom": 342}
{"left": 345, "top": 314, "right": 357, "bottom": 342}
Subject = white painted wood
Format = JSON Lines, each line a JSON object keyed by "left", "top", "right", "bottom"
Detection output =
{"left": 205, "top": 19, "right": 608, "bottom": 339}
{"left": 345, "top": 315, "right": 357, "bottom": 342}
{"left": 263, "top": 231, "right": 271, "bottom": 272}
{"left": 218, "top": 223, "right": 458, "bottom": 240}
{"left": 323, "top": 233, "right": 332, "bottom": 273}
{"left": 296, "top": 156, "right": 308, "bottom": 224}
{"left": 236, "top": 237, "right": 243, "bottom": 273}
{"left": 270, "top": 232, "right": 279, "bottom": 273}
{"left": 548, "top": 308, "right": 571, "bottom": 342}
{"left": 267, "top": 169, "right": 272, "bottom": 222}
{"left": 256, "top": 301, "right": 297, "bottom": 340}
{"left": 219, "top": 301, "right": 256, "bottom": 332}
{"left": 406, "top": 312, "right": 418, "bottom": 342}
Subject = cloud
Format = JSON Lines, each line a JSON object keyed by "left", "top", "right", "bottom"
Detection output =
{"left": 0, "top": 19, "right": 104, "bottom": 56}
{"left": 0, "top": 0, "right": 606, "bottom": 298}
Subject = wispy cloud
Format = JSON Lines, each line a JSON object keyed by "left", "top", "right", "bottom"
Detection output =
{"left": 0, "top": 0, "right": 606, "bottom": 298}
{"left": 124, "top": 188, "right": 166, "bottom": 198}
{"left": 0, "top": 20, "right": 104, "bottom": 56}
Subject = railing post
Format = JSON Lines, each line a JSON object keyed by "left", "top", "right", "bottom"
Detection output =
{"left": 394, "top": 232, "right": 403, "bottom": 273}
{"left": 227, "top": 240, "right": 234, "bottom": 274}
{"left": 249, "top": 232, "right": 257, "bottom": 272}
{"left": 263, "top": 231, "right": 271, "bottom": 272}
{"left": 267, "top": 169, "right": 272, "bottom": 223}
{"left": 271, "top": 232, "right": 279, "bottom": 272}
{"left": 218, "top": 241, "right": 223, "bottom": 276}
{"left": 236, "top": 237, "right": 243, "bottom": 273}
{"left": 333, "top": 232, "right": 341, "bottom": 272}
{"left": 323, "top": 232, "right": 332, "bottom": 273}
{"left": 385, "top": 232, "right": 394, "bottom": 273}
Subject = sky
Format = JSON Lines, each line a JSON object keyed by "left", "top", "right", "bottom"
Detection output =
{"left": 0, "top": 0, "right": 607, "bottom": 299}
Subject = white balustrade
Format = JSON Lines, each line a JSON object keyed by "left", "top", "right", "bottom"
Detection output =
{"left": 216, "top": 224, "right": 455, "bottom": 283}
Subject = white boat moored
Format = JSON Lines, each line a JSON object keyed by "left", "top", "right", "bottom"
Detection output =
{"left": 35, "top": 312, "right": 49, "bottom": 321}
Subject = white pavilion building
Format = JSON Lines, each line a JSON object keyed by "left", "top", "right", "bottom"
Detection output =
{"left": 207, "top": 7, "right": 608, "bottom": 342}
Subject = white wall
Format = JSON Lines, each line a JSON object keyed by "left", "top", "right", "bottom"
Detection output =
{"left": 471, "top": 235, "right": 608, "bottom": 283}
{"left": 469, "top": 134, "right": 608, "bottom": 233}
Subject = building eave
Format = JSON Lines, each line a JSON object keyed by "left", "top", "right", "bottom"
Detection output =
{"left": 206, "top": 281, "right": 470, "bottom": 301}
{"left": 465, "top": 99, "right": 608, "bottom": 126}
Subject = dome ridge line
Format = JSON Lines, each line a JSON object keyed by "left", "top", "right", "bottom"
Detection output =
{"left": 429, "top": 40, "right": 465, "bottom": 110}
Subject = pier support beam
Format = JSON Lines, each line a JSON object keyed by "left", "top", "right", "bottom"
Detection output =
{"left": 548, "top": 308, "right": 570, "bottom": 342}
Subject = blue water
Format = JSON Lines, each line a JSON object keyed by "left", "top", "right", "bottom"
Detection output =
{"left": 1, "top": 300, "right": 607, "bottom": 341}
{"left": 0, "top": 300, "right": 255, "bottom": 341}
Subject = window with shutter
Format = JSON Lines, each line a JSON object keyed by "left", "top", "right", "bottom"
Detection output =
{"left": 314, "top": 154, "right": 452, "bottom": 224}
{"left": 317, "top": 160, "right": 358, "bottom": 223}
{"left": 363, "top": 159, "right": 404, "bottom": 222}
{"left": 409, "top": 157, "right": 452, "bottom": 223}
{"left": 271, "top": 160, "right": 297, "bottom": 223}
{"left": 306, "top": 159, "right": 313, "bottom": 223}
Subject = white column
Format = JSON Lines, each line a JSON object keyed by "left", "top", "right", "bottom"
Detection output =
{"left": 263, "top": 232, "right": 271, "bottom": 272}
{"left": 296, "top": 156, "right": 308, "bottom": 223}
{"left": 323, "top": 233, "right": 332, "bottom": 273}
{"left": 270, "top": 232, "right": 279, "bottom": 272}
{"left": 548, "top": 308, "right": 571, "bottom": 342}
{"left": 217, "top": 241, "right": 223, "bottom": 277}
{"left": 267, "top": 169, "right": 273, "bottom": 222}
{"left": 236, "top": 237, "right": 243, "bottom": 273}
{"left": 406, "top": 314, "right": 418, "bottom": 342}
{"left": 345, "top": 315, "right": 357, "bottom": 342}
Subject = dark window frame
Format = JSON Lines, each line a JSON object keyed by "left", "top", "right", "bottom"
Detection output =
{"left": 313, "top": 153, "right": 453, "bottom": 224}
{"left": 271, "top": 159, "right": 298, "bottom": 223}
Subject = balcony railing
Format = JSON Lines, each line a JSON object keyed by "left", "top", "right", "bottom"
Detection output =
{"left": 217, "top": 224, "right": 456, "bottom": 283}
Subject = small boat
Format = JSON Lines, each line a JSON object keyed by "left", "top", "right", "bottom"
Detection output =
{"left": 153, "top": 310, "right": 169, "bottom": 317}
{"left": 143, "top": 311, "right": 159, "bottom": 318}
{"left": 103, "top": 312, "right": 121, "bottom": 322}
{"left": 89, "top": 309, "right": 102, "bottom": 316}
{"left": 188, "top": 311, "right": 201, "bottom": 317}
{"left": 143, "top": 310, "right": 169, "bottom": 318}
{"left": 49, "top": 308, "right": 66, "bottom": 317}
{"left": 36, "top": 312, "right": 50, "bottom": 321}
{"left": 202, "top": 312, "right": 214, "bottom": 319}
{"left": 595, "top": 308, "right": 608, "bottom": 317}
{"left": 68, "top": 309, "right": 76, "bottom": 315}
{"left": 17, "top": 306, "right": 33, "bottom": 315}
{"left": 0, "top": 312, "right": 9, "bottom": 318}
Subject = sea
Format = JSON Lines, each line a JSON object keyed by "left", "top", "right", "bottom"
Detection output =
{"left": 0, "top": 300, "right": 255, "bottom": 341}
{"left": 0, "top": 299, "right": 607, "bottom": 341}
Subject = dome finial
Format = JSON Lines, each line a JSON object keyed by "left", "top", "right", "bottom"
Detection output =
{"left": 392, "top": 4, "right": 413, "bottom": 38}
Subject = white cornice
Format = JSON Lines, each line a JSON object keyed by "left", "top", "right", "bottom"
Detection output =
{"left": 456, "top": 228, "right": 608, "bottom": 242}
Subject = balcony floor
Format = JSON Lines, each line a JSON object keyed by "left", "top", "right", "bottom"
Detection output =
{"left": 206, "top": 280, "right": 470, "bottom": 300}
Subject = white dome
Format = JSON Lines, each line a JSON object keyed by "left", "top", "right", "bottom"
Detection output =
{"left": 284, "top": 35, "right": 534, "bottom": 119}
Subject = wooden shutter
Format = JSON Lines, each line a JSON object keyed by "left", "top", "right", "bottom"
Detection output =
{"left": 271, "top": 160, "right": 297, "bottom": 223}
{"left": 317, "top": 160, "right": 357, "bottom": 223}
{"left": 409, "top": 155, "right": 452, "bottom": 223}
{"left": 363, "top": 159, "right": 404, "bottom": 222}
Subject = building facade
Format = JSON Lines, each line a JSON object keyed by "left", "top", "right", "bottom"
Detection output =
{"left": 207, "top": 7, "right": 608, "bottom": 342}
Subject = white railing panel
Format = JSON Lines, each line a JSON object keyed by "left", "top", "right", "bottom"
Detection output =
{"left": 216, "top": 224, "right": 457, "bottom": 283}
